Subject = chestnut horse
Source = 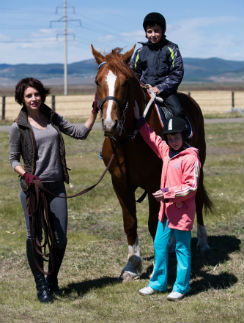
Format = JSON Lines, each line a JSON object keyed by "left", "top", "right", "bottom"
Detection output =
{"left": 91, "top": 45, "right": 212, "bottom": 280}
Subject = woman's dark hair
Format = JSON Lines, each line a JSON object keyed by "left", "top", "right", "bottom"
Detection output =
{"left": 15, "top": 77, "right": 50, "bottom": 105}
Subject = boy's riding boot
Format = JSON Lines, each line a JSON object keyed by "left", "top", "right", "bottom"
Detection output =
{"left": 26, "top": 239, "right": 53, "bottom": 303}
{"left": 46, "top": 243, "right": 66, "bottom": 296}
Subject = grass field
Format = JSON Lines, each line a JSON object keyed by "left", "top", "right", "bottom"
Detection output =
{"left": 0, "top": 121, "right": 243, "bottom": 323}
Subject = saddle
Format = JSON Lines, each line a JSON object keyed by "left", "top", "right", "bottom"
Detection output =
{"left": 142, "top": 87, "right": 193, "bottom": 138}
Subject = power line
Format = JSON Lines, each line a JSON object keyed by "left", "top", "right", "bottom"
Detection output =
{"left": 49, "top": 0, "right": 81, "bottom": 95}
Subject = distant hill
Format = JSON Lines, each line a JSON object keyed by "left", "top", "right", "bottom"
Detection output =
{"left": 183, "top": 57, "right": 243, "bottom": 82}
{"left": 0, "top": 57, "right": 243, "bottom": 86}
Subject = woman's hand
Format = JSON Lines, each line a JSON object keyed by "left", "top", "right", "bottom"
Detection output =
{"left": 22, "top": 172, "right": 41, "bottom": 185}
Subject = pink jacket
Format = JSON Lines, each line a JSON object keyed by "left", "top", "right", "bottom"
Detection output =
{"left": 139, "top": 122, "right": 201, "bottom": 231}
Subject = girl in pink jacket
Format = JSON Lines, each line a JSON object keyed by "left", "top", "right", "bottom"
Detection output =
{"left": 135, "top": 113, "right": 201, "bottom": 301}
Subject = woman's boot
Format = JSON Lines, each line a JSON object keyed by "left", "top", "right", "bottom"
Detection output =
{"left": 46, "top": 243, "right": 66, "bottom": 296}
{"left": 26, "top": 239, "right": 53, "bottom": 303}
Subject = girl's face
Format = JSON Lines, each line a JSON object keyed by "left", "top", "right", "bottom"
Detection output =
{"left": 146, "top": 24, "right": 163, "bottom": 44}
{"left": 167, "top": 133, "right": 183, "bottom": 151}
{"left": 23, "top": 87, "right": 42, "bottom": 112}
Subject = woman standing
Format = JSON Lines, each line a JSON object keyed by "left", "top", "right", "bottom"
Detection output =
{"left": 9, "top": 78, "right": 98, "bottom": 303}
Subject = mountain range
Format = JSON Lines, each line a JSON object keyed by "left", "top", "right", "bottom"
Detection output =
{"left": 0, "top": 57, "right": 243, "bottom": 86}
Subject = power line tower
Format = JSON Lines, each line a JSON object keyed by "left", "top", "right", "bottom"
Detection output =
{"left": 50, "top": 0, "right": 81, "bottom": 95}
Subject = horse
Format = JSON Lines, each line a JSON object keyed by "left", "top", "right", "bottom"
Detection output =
{"left": 91, "top": 44, "right": 212, "bottom": 280}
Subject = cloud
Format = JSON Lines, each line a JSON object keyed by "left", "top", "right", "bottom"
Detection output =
{"left": 31, "top": 28, "right": 57, "bottom": 37}
{"left": 120, "top": 30, "right": 145, "bottom": 38}
{"left": 167, "top": 16, "right": 243, "bottom": 60}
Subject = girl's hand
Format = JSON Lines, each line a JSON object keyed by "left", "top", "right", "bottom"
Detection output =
{"left": 152, "top": 189, "right": 164, "bottom": 201}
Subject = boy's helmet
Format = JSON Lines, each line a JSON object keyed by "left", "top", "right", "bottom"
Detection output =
{"left": 143, "top": 12, "right": 166, "bottom": 33}
{"left": 163, "top": 117, "right": 188, "bottom": 135}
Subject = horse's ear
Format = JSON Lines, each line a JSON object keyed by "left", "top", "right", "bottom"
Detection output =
{"left": 122, "top": 44, "right": 136, "bottom": 64}
{"left": 91, "top": 44, "right": 105, "bottom": 65}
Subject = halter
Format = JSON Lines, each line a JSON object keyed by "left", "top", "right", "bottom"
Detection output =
{"left": 98, "top": 96, "right": 131, "bottom": 139}
{"left": 98, "top": 61, "right": 106, "bottom": 69}
{"left": 96, "top": 61, "right": 137, "bottom": 140}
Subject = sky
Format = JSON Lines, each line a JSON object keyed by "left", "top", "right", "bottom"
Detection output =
{"left": 0, "top": 0, "right": 243, "bottom": 65}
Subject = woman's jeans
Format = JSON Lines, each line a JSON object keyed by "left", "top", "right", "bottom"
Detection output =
{"left": 20, "top": 181, "right": 68, "bottom": 248}
{"left": 149, "top": 218, "right": 192, "bottom": 294}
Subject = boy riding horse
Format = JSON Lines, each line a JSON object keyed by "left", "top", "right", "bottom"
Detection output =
{"left": 131, "top": 12, "right": 190, "bottom": 135}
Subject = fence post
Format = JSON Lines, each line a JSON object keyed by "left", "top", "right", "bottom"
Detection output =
{"left": 2, "top": 96, "right": 5, "bottom": 120}
{"left": 51, "top": 95, "right": 55, "bottom": 111}
{"left": 231, "top": 91, "right": 235, "bottom": 112}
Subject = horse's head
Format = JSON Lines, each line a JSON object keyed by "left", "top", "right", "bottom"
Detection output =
{"left": 91, "top": 44, "right": 136, "bottom": 137}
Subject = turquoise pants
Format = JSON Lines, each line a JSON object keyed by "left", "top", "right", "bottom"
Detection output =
{"left": 149, "top": 218, "right": 192, "bottom": 294}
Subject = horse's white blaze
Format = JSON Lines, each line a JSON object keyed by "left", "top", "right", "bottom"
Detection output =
{"left": 104, "top": 70, "right": 117, "bottom": 130}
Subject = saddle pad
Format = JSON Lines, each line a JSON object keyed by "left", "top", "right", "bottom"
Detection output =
{"left": 154, "top": 102, "right": 174, "bottom": 129}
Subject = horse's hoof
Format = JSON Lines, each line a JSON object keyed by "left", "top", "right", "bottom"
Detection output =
{"left": 128, "top": 255, "right": 143, "bottom": 273}
{"left": 121, "top": 271, "right": 140, "bottom": 282}
{"left": 197, "top": 243, "right": 210, "bottom": 256}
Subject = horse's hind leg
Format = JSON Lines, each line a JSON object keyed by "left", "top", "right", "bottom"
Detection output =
{"left": 111, "top": 179, "right": 142, "bottom": 281}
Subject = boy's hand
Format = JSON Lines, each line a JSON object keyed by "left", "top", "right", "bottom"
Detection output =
{"left": 151, "top": 86, "right": 161, "bottom": 95}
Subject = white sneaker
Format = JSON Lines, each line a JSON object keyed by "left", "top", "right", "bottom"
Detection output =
{"left": 139, "top": 286, "right": 159, "bottom": 295}
{"left": 167, "top": 291, "right": 185, "bottom": 301}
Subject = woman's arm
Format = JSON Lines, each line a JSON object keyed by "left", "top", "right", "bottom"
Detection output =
{"left": 84, "top": 110, "right": 98, "bottom": 130}
{"left": 57, "top": 94, "right": 99, "bottom": 139}
{"left": 9, "top": 123, "right": 28, "bottom": 177}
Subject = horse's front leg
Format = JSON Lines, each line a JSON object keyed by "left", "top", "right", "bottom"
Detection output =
{"left": 195, "top": 170, "right": 210, "bottom": 253}
{"left": 111, "top": 178, "right": 142, "bottom": 281}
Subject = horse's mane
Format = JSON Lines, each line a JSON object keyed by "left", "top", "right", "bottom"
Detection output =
{"left": 105, "top": 48, "right": 135, "bottom": 79}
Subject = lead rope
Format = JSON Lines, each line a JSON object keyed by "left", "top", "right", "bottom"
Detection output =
{"left": 26, "top": 153, "right": 114, "bottom": 275}
{"left": 34, "top": 153, "right": 114, "bottom": 199}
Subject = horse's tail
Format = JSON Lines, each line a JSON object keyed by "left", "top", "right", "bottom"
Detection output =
{"left": 202, "top": 182, "right": 213, "bottom": 213}
{"left": 196, "top": 168, "right": 213, "bottom": 223}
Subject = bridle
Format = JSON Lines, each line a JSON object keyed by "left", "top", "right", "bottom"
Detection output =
{"left": 96, "top": 61, "right": 135, "bottom": 140}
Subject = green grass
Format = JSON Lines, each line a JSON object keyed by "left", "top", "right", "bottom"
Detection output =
{"left": 0, "top": 121, "right": 243, "bottom": 323}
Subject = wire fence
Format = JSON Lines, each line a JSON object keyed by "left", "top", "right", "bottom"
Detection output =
{"left": 1, "top": 90, "right": 244, "bottom": 121}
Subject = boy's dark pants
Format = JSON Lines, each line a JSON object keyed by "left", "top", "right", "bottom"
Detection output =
{"left": 161, "top": 92, "right": 185, "bottom": 119}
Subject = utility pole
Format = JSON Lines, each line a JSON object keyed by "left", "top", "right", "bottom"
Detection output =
{"left": 50, "top": 0, "right": 81, "bottom": 95}
{"left": 64, "top": 0, "right": 68, "bottom": 95}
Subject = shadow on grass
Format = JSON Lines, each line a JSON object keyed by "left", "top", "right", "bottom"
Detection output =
{"left": 189, "top": 234, "right": 240, "bottom": 295}
{"left": 62, "top": 276, "right": 122, "bottom": 298}
{"left": 142, "top": 234, "right": 241, "bottom": 295}
{"left": 61, "top": 235, "right": 240, "bottom": 298}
